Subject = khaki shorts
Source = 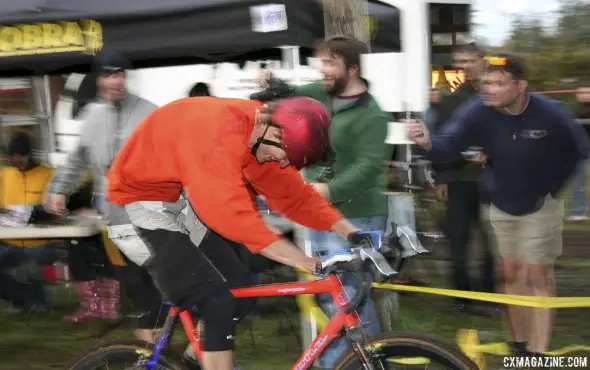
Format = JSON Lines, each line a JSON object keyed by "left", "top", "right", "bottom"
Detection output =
{"left": 489, "top": 195, "right": 564, "bottom": 265}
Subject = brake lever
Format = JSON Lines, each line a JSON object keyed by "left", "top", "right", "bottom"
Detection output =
{"left": 359, "top": 248, "right": 397, "bottom": 277}
{"left": 396, "top": 225, "right": 430, "bottom": 258}
{"left": 315, "top": 253, "right": 361, "bottom": 277}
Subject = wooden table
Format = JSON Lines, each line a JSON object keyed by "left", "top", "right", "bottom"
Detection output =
{"left": 0, "top": 219, "right": 102, "bottom": 239}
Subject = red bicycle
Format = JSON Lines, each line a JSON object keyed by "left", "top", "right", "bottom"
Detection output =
{"left": 68, "top": 246, "right": 477, "bottom": 370}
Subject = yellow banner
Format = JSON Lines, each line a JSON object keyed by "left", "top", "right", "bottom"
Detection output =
{"left": 0, "top": 19, "right": 103, "bottom": 57}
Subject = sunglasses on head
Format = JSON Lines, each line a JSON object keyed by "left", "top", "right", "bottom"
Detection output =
{"left": 484, "top": 56, "right": 508, "bottom": 67}
{"left": 484, "top": 56, "right": 525, "bottom": 79}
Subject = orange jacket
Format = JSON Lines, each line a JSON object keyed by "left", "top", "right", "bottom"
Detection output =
{"left": 107, "top": 97, "right": 344, "bottom": 253}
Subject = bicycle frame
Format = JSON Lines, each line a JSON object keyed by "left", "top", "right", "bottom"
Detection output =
{"left": 147, "top": 274, "right": 368, "bottom": 370}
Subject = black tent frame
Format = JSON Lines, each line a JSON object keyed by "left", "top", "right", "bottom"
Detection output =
{"left": 0, "top": 0, "right": 400, "bottom": 76}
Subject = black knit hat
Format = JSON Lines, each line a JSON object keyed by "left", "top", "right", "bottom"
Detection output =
{"left": 7, "top": 132, "right": 32, "bottom": 156}
{"left": 93, "top": 49, "right": 132, "bottom": 75}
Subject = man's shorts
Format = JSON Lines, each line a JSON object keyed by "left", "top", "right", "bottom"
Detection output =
{"left": 488, "top": 195, "right": 564, "bottom": 265}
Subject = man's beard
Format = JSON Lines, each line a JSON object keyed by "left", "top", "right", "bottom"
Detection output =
{"left": 326, "top": 77, "right": 348, "bottom": 96}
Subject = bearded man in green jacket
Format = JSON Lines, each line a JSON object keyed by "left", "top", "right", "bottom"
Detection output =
{"left": 258, "top": 36, "right": 392, "bottom": 369}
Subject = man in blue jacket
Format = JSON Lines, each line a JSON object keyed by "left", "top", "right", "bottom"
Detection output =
{"left": 407, "top": 53, "right": 589, "bottom": 358}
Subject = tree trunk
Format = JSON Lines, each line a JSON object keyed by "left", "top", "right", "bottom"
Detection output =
{"left": 321, "top": 0, "right": 370, "bottom": 49}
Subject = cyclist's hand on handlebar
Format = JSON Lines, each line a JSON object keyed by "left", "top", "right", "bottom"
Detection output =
{"left": 347, "top": 231, "right": 375, "bottom": 249}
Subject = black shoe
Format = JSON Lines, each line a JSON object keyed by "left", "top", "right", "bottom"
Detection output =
{"left": 508, "top": 341, "right": 528, "bottom": 356}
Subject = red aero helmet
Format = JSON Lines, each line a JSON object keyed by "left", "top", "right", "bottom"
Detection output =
{"left": 271, "top": 97, "right": 331, "bottom": 170}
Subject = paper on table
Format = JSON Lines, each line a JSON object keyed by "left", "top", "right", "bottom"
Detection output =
{"left": 0, "top": 205, "right": 33, "bottom": 227}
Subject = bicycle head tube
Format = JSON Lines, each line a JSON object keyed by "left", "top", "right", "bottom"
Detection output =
{"left": 330, "top": 258, "right": 370, "bottom": 314}
{"left": 343, "top": 270, "right": 370, "bottom": 313}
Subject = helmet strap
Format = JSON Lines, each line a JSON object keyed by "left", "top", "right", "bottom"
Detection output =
{"left": 251, "top": 123, "right": 283, "bottom": 156}
{"left": 259, "top": 139, "right": 283, "bottom": 148}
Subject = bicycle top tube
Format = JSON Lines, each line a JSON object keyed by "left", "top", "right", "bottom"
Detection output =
{"left": 232, "top": 273, "right": 362, "bottom": 308}
{"left": 230, "top": 263, "right": 370, "bottom": 313}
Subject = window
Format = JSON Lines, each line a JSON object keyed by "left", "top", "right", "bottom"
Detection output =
{"left": 0, "top": 77, "right": 53, "bottom": 163}
{"left": 432, "top": 33, "right": 453, "bottom": 46}
{"left": 430, "top": 7, "right": 440, "bottom": 26}
{"left": 452, "top": 6, "right": 468, "bottom": 26}
{"left": 0, "top": 79, "right": 35, "bottom": 117}
{"left": 455, "top": 32, "right": 474, "bottom": 45}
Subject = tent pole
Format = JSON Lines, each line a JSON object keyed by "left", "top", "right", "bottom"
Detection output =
{"left": 280, "top": 45, "right": 299, "bottom": 70}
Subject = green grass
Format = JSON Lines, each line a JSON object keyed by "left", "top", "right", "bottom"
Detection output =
{"left": 396, "top": 293, "right": 590, "bottom": 347}
{"left": 0, "top": 288, "right": 304, "bottom": 370}
{"left": 1, "top": 270, "right": 589, "bottom": 370}
{"left": 563, "top": 218, "right": 590, "bottom": 232}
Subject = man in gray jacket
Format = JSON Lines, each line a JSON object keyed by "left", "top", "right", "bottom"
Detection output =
{"left": 45, "top": 50, "right": 167, "bottom": 343}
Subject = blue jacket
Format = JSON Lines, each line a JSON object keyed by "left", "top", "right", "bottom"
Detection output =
{"left": 426, "top": 93, "right": 590, "bottom": 215}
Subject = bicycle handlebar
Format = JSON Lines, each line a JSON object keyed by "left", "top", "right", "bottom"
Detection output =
{"left": 317, "top": 245, "right": 398, "bottom": 313}
{"left": 313, "top": 225, "right": 429, "bottom": 313}
{"left": 317, "top": 257, "right": 368, "bottom": 313}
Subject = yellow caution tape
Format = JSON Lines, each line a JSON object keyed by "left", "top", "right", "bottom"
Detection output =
{"left": 372, "top": 283, "right": 590, "bottom": 308}
{"left": 296, "top": 269, "right": 590, "bottom": 309}
{"left": 296, "top": 269, "right": 590, "bottom": 362}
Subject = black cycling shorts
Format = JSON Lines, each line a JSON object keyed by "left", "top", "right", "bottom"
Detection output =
{"left": 135, "top": 226, "right": 255, "bottom": 351}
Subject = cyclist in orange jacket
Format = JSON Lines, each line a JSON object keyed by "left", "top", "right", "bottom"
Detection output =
{"left": 106, "top": 96, "right": 364, "bottom": 370}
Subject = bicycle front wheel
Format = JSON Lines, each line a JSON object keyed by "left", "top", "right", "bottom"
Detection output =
{"left": 67, "top": 339, "right": 185, "bottom": 370}
{"left": 335, "top": 332, "right": 479, "bottom": 370}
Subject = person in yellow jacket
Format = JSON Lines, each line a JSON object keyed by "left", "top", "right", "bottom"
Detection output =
{"left": 0, "top": 132, "right": 67, "bottom": 312}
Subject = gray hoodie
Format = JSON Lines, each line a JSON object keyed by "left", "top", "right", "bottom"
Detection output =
{"left": 49, "top": 93, "right": 156, "bottom": 225}
{"left": 50, "top": 92, "right": 209, "bottom": 263}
